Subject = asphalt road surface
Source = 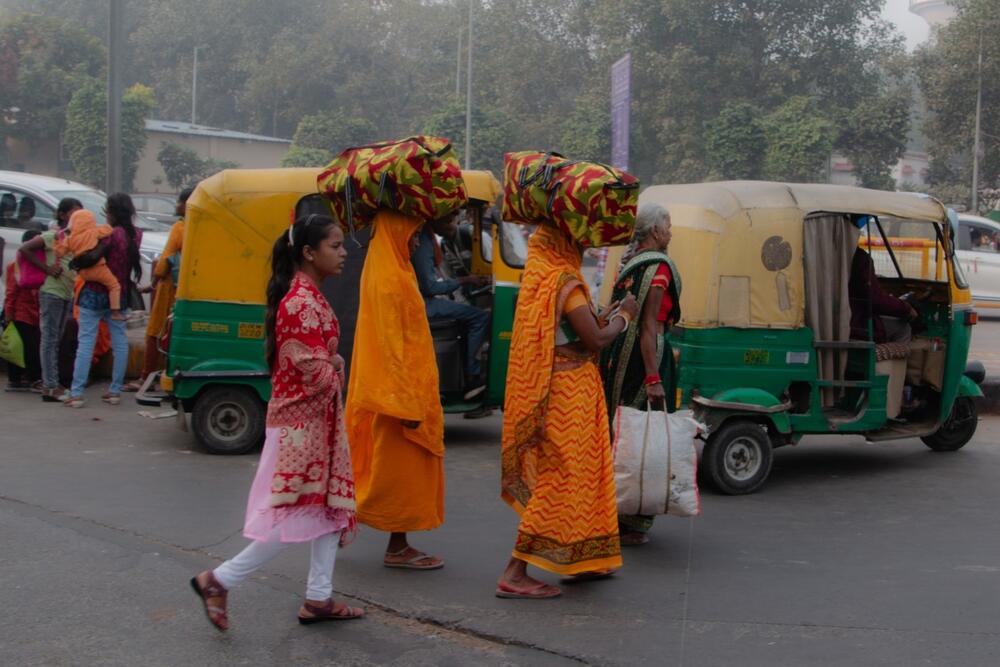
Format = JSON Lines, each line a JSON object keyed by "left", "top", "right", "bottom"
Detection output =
{"left": 2, "top": 385, "right": 999, "bottom": 666}
{"left": 971, "top": 312, "right": 1000, "bottom": 377}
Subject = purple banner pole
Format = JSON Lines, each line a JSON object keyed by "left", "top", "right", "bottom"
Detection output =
{"left": 610, "top": 53, "right": 631, "bottom": 172}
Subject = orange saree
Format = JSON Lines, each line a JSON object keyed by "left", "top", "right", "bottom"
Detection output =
{"left": 501, "top": 225, "right": 622, "bottom": 575}
{"left": 346, "top": 211, "right": 445, "bottom": 532}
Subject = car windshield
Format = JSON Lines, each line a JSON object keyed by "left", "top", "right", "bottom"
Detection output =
{"left": 49, "top": 189, "right": 171, "bottom": 232}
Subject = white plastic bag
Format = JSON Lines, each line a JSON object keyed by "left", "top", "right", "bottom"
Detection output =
{"left": 612, "top": 406, "right": 701, "bottom": 517}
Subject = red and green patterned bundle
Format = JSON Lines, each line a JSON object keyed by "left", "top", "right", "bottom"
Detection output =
{"left": 317, "top": 136, "right": 467, "bottom": 230}
{"left": 502, "top": 151, "right": 640, "bottom": 248}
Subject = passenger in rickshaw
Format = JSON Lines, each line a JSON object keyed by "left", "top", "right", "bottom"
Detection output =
{"left": 411, "top": 212, "right": 491, "bottom": 400}
{"left": 849, "top": 247, "right": 919, "bottom": 344}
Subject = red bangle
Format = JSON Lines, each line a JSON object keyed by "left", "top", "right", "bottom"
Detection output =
{"left": 644, "top": 375, "right": 661, "bottom": 386}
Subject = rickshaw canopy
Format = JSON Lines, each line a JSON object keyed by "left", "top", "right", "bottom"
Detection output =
{"left": 462, "top": 170, "right": 501, "bottom": 203}
{"left": 638, "top": 181, "right": 949, "bottom": 330}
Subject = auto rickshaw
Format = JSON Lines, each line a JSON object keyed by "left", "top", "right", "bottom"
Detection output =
{"left": 603, "top": 181, "right": 983, "bottom": 495}
{"left": 146, "top": 168, "right": 523, "bottom": 454}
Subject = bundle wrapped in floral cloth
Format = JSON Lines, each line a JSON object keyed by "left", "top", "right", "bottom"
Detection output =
{"left": 317, "top": 136, "right": 468, "bottom": 230}
{"left": 502, "top": 151, "right": 640, "bottom": 248}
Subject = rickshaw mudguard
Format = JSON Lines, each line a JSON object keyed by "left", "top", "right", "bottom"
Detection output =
{"left": 957, "top": 375, "right": 984, "bottom": 399}
{"left": 692, "top": 387, "right": 792, "bottom": 435}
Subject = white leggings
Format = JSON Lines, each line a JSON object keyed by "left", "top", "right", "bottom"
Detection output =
{"left": 213, "top": 528, "right": 339, "bottom": 600}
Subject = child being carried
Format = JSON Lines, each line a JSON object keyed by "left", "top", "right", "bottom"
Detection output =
{"left": 58, "top": 210, "right": 124, "bottom": 320}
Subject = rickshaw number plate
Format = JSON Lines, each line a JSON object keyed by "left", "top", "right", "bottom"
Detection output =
{"left": 786, "top": 351, "right": 810, "bottom": 365}
{"left": 238, "top": 323, "right": 265, "bottom": 339}
{"left": 743, "top": 350, "right": 770, "bottom": 365}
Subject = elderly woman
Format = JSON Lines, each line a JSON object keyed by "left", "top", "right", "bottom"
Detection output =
{"left": 601, "top": 203, "right": 681, "bottom": 546}
{"left": 498, "top": 224, "right": 639, "bottom": 599}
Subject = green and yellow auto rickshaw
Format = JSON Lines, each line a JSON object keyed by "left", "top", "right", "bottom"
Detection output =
{"left": 605, "top": 182, "right": 983, "bottom": 495}
{"left": 148, "top": 168, "right": 525, "bottom": 454}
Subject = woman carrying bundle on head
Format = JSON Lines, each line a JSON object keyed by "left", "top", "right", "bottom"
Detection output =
{"left": 190, "top": 214, "right": 363, "bottom": 631}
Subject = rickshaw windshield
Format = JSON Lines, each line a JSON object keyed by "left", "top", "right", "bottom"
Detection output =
{"left": 499, "top": 221, "right": 531, "bottom": 269}
{"left": 860, "top": 216, "right": 949, "bottom": 283}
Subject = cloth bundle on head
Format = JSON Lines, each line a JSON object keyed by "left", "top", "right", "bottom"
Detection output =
{"left": 502, "top": 150, "right": 640, "bottom": 248}
{"left": 317, "top": 136, "right": 468, "bottom": 233}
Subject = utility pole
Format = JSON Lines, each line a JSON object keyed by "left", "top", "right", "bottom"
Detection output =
{"left": 972, "top": 33, "right": 983, "bottom": 214}
{"left": 464, "top": 0, "right": 473, "bottom": 169}
{"left": 455, "top": 29, "right": 462, "bottom": 97}
{"left": 106, "top": 0, "right": 123, "bottom": 193}
{"left": 191, "top": 46, "right": 201, "bottom": 125}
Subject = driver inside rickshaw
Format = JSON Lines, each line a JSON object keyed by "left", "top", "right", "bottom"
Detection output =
{"left": 849, "top": 247, "right": 920, "bottom": 344}
{"left": 411, "top": 212, "right": 491, "bottom": 400}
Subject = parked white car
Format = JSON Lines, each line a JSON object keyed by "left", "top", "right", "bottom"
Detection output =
{"left": 954, "top": 213, "right": 1000, "bottom": 310}
{"left": 0, "top": 171, "right": 167, "bottom": 311}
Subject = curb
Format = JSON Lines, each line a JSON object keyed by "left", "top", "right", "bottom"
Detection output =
{"left": 976, "top": 378, "right": 1000, "bottom": 416}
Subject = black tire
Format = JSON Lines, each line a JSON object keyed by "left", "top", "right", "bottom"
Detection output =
{"left": 921, "top": 396, "right": 978, "bottom": 452}
{"left": 191, "top": 385, "right": 265, "bottom": 455}
{"left": 702, "top": 420, "right": 774, "bottom": 495}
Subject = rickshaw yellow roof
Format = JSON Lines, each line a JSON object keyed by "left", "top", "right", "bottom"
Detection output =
{"left": 462, "top": 170, "right": 501, "bottom": 203}
{"left": 640, "top": 181, "right": 948, "bottom": 227}
{"left": 633, "top": 181, "right": 950, "bottom": 330}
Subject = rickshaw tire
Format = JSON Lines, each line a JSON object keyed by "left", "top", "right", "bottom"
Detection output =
{"left": 703, "top": 420, "right": 774, "bottom": 495}
{"left": 921, "top": 397, "right": 978, "bottom": 452}
{"left": 191, "top": 385, "right": 265, "bottom": 456}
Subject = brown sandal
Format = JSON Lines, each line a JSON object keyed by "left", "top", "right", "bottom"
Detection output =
{"left": 190, "top": 571, "right": 229, "bottom": 631}
{"left": 297, "top": 599, "right": 365, "bottom": 625}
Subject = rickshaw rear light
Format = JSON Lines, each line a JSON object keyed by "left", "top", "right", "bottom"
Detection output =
{"left": 965, "top": 310, "right": 979, "bottom": 326}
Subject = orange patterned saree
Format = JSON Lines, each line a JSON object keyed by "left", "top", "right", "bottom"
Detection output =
{"left": 501, "top": 225, "right": 622, "bottom": 575}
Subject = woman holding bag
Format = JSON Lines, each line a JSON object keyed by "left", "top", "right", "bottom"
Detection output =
{"left": 601, "top": 203, "right": 681, "bottom": 546}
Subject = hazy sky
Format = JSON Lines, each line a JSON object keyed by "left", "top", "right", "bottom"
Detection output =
{"left": 882, "top": 0, "right": 932, "bottom": 50}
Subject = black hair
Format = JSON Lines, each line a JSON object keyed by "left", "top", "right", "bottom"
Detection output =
{"left": 21, "top": 229, "right": 41, "bottom": 243}
{"left": 264, "top": 214, "right": 338, "bottom": 369}
{"left": 178, "top": 185, "right": 196, "bottom": 203}
{"left": 56, "top": 198, "right": 83, "bottom": 228}
{"left": 105, "top": 193, "right": 142, "bottom": 283}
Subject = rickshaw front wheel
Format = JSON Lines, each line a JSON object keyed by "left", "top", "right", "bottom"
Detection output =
{"left": 921, "top": 397, "right": 978, "bottom": 452}
{"left": 191, "top": 385, "right": 266, "bottom": 455}
{"left": 703, "top": 420, "right": 774, "bottom": 495}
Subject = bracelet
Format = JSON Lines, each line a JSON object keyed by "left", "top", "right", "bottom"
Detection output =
{"left": 644, "top": 374, "right": 662, "bottom": 386}
{"left": 611, "top": 312, "right": 631, "bottom": 329}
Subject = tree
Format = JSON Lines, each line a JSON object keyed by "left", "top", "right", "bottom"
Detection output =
{"left": 156, "top": 141, "right": 238, "bottom": 189}
{"left": 291, "top": 111, "right": 376, "bottom": 153}
{"left": 703, "top": 103, "right": 765, "bottom": 180}
{"left": 63, "top": 80, "right": 156, "bottom": 189}
{"left": 836, "top": 88, "right": 911, "bottom": 190}
{"left": 422, "top": 97, "right": 514, "bottom": 174}
{"left": 917, "top": 0, "right": 1000, "bottom": 212}
{"left": 280, "top": 146, "right": 333, "bottom": 168}
{"left": 761, "top": 97, "right": 837, "bottom": 183}
{"left": 157, "top": 142, "right": 203, "bottom": 190}
{"left": 0, "top": 13, "right": 105, "bottom": 149}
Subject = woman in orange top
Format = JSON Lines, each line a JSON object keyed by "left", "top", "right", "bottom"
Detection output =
{"left": 497, "top": 225, "right": 638, "bottom": 599}
{"left": 346, "top": 210, "right": 446, "bottom": 570}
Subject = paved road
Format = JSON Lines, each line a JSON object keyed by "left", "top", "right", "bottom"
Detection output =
{"left": 2, "top": 387, "right": 1000, "bottom": 666}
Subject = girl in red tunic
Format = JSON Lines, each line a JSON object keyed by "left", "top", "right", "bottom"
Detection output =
{"left": 190, "top": 214, "right": 363, "bottom": 631}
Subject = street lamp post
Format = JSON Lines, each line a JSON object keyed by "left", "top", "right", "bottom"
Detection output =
{"left": 107, "top": 0, "right": 123, "bottom": 193}
{"left": 972, "top": 33, "right": 983, "bottom": 213}
{"left": 191, "top": 46, "right": 202, "bottom": 125}
{"left": 464, "top": 1, "right": 473, "bottom": 169}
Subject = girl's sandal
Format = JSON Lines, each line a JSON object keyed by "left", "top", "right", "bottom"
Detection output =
{"left": 297, "top": 599, "right": 365, "bottom": 625}
{"left": 383, "top": 546, "right": 444, "bottom": 570}
{"left": 190, "top": 571, "right": 229, "bottom": 632}
{"left": 495, "top": 580, "right": 562, "bottom": 600}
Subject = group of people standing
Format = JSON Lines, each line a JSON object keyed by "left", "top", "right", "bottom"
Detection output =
{"left": 4, "top": 190, "right": 190, "bottom": 407}
{"left": 190, "top": 201, "right": 680, "bottom": 629}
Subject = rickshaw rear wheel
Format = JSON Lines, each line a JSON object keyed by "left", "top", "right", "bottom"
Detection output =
{"left": 192, "top": 385, "right": 265, "bottom": 455}
{"left": 703, "top": 420, "right": 773, "bottom": 495}
{"left": 921, "top": 397, "right": 978, "bottom": 452}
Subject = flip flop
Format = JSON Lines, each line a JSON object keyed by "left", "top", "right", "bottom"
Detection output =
{"left": 495, "top": 580, "right": 562, "bottom": 600}
{"left": 298, "top": 599, "right": 365, "bottom": 625}
{"left": 563, "top": 569, "right": 616, "bottom": 583}
{"left": 383, "top": 547, "right": 444, "bottom": 570}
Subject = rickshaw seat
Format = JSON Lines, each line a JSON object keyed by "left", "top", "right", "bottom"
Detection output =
{"left": 429, "top": 318, "right": 464, "bottom": 394}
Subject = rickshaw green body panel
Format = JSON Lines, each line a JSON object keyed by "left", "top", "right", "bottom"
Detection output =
{"left": 486, "top": 283, "right": 517, "bottom": 407}
{"left": 167, "top": 299, "right": 271, "bottom": 403}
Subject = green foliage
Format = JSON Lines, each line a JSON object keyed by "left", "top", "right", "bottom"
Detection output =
{"left": 422, "top": 97, "right": 513, "bottom": 174}
{"left": 157, "top": 141, "right": 239, "bottom": 189}
{"left": 703, "top": 103, "right": 765, "bottom": 180}
{"left": 836, "top": 87, "right": 911, "bottom": 190}
{"left": 917, "top": 0, "right": 1000, "bottom": 212}
{"left": 761, "top": 97, "right": 837, "bottom": 183}
{"left": 0, "top": 13, "right": 105, "bottom": 147}
{"left": 291, "top": 112, "right": 376, "bottom": 153}
{"left": 280, "top": 146, "right": 333, "bottom": 168}
{"left": 557, "top": 88, "right": 611, "bottom": 164}
{"left": 63, "top": 80, "right": 155, "bottom": 189}
{"left": 157, "top": 142, "right": 203, "bottom": 190}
